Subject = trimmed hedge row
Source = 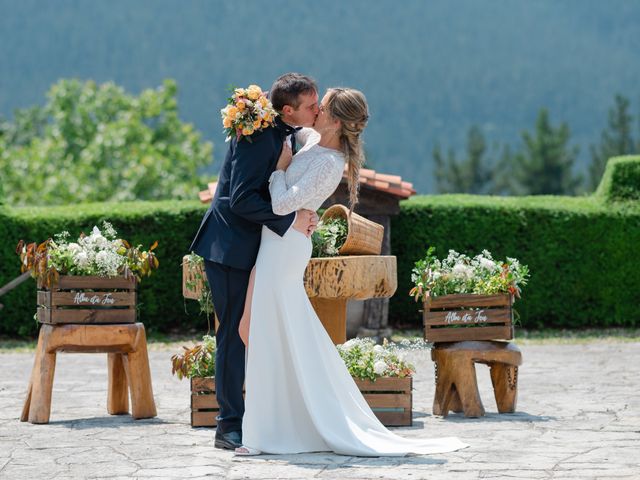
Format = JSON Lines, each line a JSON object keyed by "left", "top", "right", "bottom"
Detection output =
{"left": 390, "top": 195, "right": 640, "bottom": 328}
{"left": 0, "top": 201, "right": 209, "bottom": 336}
{"left": 596, "top": 155, "right": 640, "bottom": 202}
{"left": 1, "top": 157, "right": 639, "bottom": 336}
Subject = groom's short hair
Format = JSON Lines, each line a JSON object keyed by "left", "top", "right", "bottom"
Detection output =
{"left": 269, "top": 73, "right": 317, "bottom": 111}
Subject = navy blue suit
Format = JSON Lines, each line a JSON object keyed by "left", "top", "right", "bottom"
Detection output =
{"left": 190, "top": 118, "right": 295, "bottom": 434}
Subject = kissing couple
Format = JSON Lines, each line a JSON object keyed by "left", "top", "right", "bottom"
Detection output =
{"left": 190, "top": 72, "right": 468, "bottom": 456}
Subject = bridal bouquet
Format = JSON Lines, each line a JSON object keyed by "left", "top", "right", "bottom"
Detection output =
{"left": 16, "top": 221, "right": 159, "bottom": 287}
{"left": 221, "top": 84, "right": 278, "bottom": 142}
{"left": 337, "top": 338, "right": 422, "bottom": 381}
{"left": 409, "top": 247, "right": 529, "bottom": 302}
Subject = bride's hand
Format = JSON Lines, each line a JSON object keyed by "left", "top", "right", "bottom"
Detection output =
{"left": 276, "top": 142, "right": 293, "bottom": 171}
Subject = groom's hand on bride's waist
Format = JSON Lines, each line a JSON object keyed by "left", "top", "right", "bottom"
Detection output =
{"left": 293, "top": 209, "right": 319, "bottom": 237}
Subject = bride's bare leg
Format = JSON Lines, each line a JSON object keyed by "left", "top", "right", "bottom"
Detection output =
{"left": 238, "top": 266, "right": 256, "bottom": 347}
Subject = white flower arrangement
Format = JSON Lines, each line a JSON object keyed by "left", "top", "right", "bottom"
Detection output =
{"left": 410, "top": 247, "right": 529, "bottom": 302}
{"left": 337, "top": 338, "right": 427, "bottom": 381}
{"left": 17, "top": 221, "right": 159, "bottom": 287}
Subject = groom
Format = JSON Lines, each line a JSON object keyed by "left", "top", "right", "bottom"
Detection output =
{"left": 190, "top": 73, "right": 320, "bottom": 450}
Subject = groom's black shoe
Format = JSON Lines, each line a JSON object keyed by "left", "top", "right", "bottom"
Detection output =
{"left": 214, "top": 430, "right": 242, "bottom": 450}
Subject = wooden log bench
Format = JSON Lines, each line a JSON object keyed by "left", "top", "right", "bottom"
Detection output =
{"left": 21, "top": 323, "right": 156, "bottom": 424}
{"left": 431, "top": 341, "right": 522, "bottom": 418}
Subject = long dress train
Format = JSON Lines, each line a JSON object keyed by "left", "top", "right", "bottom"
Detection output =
{"left": 242, "top": 225, "right": 468, "bottom": 456}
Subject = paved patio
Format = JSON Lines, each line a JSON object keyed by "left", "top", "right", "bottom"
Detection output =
{"left": 1, "top": 340, "right": 638, "bottom": 479}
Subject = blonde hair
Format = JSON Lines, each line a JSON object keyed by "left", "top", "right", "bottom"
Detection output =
{"left": 325, "top": 88, "right": 369, "bottom": 214}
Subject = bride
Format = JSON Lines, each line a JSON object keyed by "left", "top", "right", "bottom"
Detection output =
{"left": 236, "top": 87, "right": 467, "bottom": 456}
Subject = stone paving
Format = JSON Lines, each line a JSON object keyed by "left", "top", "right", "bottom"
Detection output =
{"left": 0, "top": 340, "right": 639, "bottom": 479}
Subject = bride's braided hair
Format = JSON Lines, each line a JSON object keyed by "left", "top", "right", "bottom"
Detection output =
{"left": 325, "top": 88, "right": 369, "bottom": 214}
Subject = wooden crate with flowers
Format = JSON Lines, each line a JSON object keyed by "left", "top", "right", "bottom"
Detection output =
{"left": 411, "top": 247, "right": 529, "bottom": 343}
{"left": 337, "top": 338, "right": 418, "bottom": 426}
{"left": 172, "top": 336, "right": 420, "bottom": 427}
{"left": 17, "top": 222, "right": 159, "bottom": 325}
{"left": 171, "top": 335, "right": 223, "bottom": 427}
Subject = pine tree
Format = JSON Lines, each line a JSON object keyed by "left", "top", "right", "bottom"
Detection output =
{"left": 510, "top": 109, "right": 581, "bottom": 195}
{"left": 433, "top": 126, "right": 492, "bottom": 194}
{"left": 588, "top": 94, "right": 635, "bottom": 190}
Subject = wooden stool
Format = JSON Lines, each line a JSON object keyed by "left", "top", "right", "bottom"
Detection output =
{"left": 431, "top": 341, "right": 522, "bottom": 418}
{"left": 21, "top": 323, "right": 157, "bottom": 424}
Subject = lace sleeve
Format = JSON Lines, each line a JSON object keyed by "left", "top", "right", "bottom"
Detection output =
{"left": 295, "top": 128, "right": 320, "bottom": 149}
{"left": 269, "top": 156, "right": 343, "bottom": 215}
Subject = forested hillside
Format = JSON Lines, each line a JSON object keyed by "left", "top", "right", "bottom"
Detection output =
{"left": 1, "top": 0, "right": 639, "bottom": 192}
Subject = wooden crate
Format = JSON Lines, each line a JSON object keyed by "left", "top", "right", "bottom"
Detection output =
{"left": 354, "top": 377, "right": 413, "bottom": 426}
{"left": 423, "top": 293, "right": 513, "bottom": 343}
{"left": 37, "top": 275, "right": 137, "bottom": 325}
{"left": 190, "top": 377, "right": 218, "bottom": 427}
{"left": 190, "top": 376, "right": 412, "bottom": 428}
{"left": 182, "top": 255, "right": 206, "bottom": 300}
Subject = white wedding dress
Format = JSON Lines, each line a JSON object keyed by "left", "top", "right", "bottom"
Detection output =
{"left": 242, "top": 129, "right": 467, "bottom": 456}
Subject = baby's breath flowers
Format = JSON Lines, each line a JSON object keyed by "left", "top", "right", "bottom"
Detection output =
{"left": 410, "top": 246, "right": 529, "bottom": 302}
{"left": 16, "top": 221, "right": 159, "bottom": 287}
{"left": 337, "top": 338, "right": 427, "bottom": 381}
{"left": 221, "top": 84, "right": 278, "bottom": 142}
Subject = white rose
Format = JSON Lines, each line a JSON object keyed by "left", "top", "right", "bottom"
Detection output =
{"left": 373, "top": 345, "right": 384, "bottom": 354}
{"left": 95, "top": 250, "right": 109, "bottom": 266}
{"left": 75, "top": 251, "right": 89, "bottom": 267}
{"left": 480, "top": 258, "right": 497, "bottom": 271}
{"left": 342, "top": 339, "right": 357, "bottom": 351}
{"left": 373, "top": 361, "right": 387, "bottom": 376}
{"left": 452, "top": 263, "right": 473, "bottom": 279}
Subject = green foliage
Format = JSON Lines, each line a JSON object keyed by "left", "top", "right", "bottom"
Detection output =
{"left": 596, "top": 156, "right": 640, "bottom": 202}
{"left": 0, "top": 200, "right": 209, "bottom": 337}
{"left": 505, "top": 109, "right": 582, "bottom": 195}
{"left": 589, "top": 95, "right": 637, "bottom": 191}
{"left": 434, "top": 126, "right": 494, "bottom": 194}
{"left": 391, "top": 195, "right": 640, "bottom": 329}
{"left": 170, "top": 335, "right": 216, "bottom": 380}
{"left": 2, "top": 192, "right": 639, "bottom": 336}
{"left": 0, "top": 79, "right": 213, "bottom": 206}
{"left": 311, "top": 217, "right": 348, "bottom": 257}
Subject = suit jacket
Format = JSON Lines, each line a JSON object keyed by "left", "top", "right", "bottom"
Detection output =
{"left": 189, "top": 119, "right": 296, "bottom": 270}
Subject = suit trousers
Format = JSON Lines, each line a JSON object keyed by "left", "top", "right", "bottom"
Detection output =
{"left": 203, "top": 259, "right": 249, "bottom": 434}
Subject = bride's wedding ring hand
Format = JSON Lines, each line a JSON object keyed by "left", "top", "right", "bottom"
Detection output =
{"left": 307, "top": 211, "right": 319, "bottom": 236}
{"left": 293, "top": 209, "right": 317, "bottom": 237}
{"left": 276, "top": 142, "right": 293, "bottom": 171}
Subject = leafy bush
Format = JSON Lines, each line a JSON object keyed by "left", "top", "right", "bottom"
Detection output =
{"left": 0, "top": 78, "right": 213, "bottom": 206}
{"left": 596, "top": 155, "right": 640, "bottom": 202}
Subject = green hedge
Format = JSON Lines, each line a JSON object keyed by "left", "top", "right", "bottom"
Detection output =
{"left": 596, "top": 155, "right": 640, "bottom": 202}
{"left": 0, "top": 201, "right": 209, "bottom": 336}
{"left": 1, "top": 156, "right": 639, "bottom": 336}
{"left": 390, "top": 195, "right": 640, "bottom": 328}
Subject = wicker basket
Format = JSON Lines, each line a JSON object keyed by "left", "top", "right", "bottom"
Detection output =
{"left": 321, "top": 204, "right": 384, "bottom": 255}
